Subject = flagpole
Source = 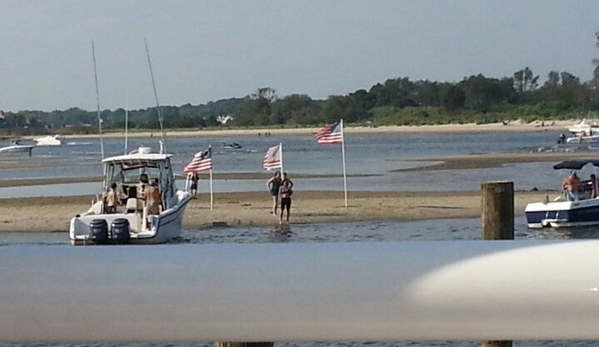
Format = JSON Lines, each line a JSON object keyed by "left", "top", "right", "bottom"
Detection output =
{"left": 209, "top": 145, "right": 213, "bottom": 210}
{"left": 280, "top": 142, "right": 284, "bottom": 173}
{"left": 341, "top": 119, "right": 348, "bottom": 209}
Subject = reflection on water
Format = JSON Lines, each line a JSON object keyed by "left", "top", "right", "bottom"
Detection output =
{"left": 4, "top": 217, "right": 599, "bottom": 247}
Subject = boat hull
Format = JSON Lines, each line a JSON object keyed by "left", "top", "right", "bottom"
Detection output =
{"left": 525, "top": 198, "right": 599, "bottom": 228}
{"left": 70, "top": 191, "right": 192, "bottom": 245}
{"left": 0, "top": 145, "right": 35, "bottom": 154}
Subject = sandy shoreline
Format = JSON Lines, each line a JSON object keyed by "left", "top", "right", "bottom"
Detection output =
{"left": 17, "top": 119, "right": 571, "bottom": 140}
{"left": 0, "top": 190, "right": 552, "bottom": 233}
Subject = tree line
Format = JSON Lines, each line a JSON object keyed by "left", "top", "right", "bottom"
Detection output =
{"left": 2, "top": 33, "right": 599, "bottom": 135}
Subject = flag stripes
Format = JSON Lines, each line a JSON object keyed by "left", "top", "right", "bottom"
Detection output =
{"left": 263, "top": 144, "right": 282, "bottom": 170}
{"left": 313, "top": 122, "right": 343, "bottom": 144}
{"left": 184, "top": 147, "right": 213, "bottom": 173}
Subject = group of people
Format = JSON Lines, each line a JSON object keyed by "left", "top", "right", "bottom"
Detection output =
{"left": 562, "top": 171, "right": 598, "bottom": 201}
{"left": 266, "top": 171, "right": 294, "bottom": 224}
{"left": 105, "top": 173, "right": 163, "bottom": 220}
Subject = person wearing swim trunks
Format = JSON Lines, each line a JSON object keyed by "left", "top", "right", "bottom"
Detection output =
{"left": 105, "top": 182, "right": 120, "bottom": 214}
{"left": 279, "top": 172, "right": 294, "bottom": 224}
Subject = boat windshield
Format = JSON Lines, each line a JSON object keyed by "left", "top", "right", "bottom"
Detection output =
{"left": 106, "top": 162, "right": 163, "bottom": 185}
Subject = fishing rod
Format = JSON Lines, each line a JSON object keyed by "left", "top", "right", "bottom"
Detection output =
{"left": 91, "top": 40, "right": 105, "bottom": 159}
{"left": 144, "top": 38, "right": 167, "bottom": 154}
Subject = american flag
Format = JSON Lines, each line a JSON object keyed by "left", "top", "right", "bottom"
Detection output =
{"left": 313, "top": 122, "right": 343, "bottom": 145}
{"left": 183, "top": 147, "right": 213, "bottom": 173}
{"left": 263, "top": 144, "right": 282, "bottom": 170}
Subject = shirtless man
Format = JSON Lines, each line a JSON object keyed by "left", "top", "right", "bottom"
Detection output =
{"left": 278, "top": 172, "right": 294, "bottom": 224}
{"left": 562, "top": 171, "right": 582, "bottom": 201}
{"left": 105, "top": 183, "right": 120, "bottom": 214}
{"left": 143, "top": 180, "right": 162, "bottom": 216}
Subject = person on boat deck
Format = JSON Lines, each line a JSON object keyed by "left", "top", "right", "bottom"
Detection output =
{"left": 137, "top": 173, "right": 150, "bottom": 199}
{"left": 143, "top": 179, "right": 162, "bottom": 218}
{"left": 562, "top": 171, "right": 582, "bottom": 201}
{"left": 105, "top": 183, "right": 121, "bottom": 214}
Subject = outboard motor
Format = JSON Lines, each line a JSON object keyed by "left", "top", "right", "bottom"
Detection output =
{"left": 111, "top": 218, "right": 131, "bottom": 244}
{"left": 89, "top": 219, "right": 109, "bottom": 244}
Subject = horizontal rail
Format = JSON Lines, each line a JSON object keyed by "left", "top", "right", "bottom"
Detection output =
{"left": 1, "top": 241, "right": 599, "bottom": 343}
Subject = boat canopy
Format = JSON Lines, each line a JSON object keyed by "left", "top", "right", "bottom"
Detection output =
{"left": 553, "top": 159, "right": 599, "bottom": 170}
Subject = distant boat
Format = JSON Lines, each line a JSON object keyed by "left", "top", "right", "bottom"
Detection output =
{"left": 222, "top": 142, "right": 242, "bottom": 149}
{"left": 34, "top": 134, "right": 64, "bottom": 146}
{"left": 567, "top": 118, "right": 599, "bottom": 136}
{"left": 0, "top": 140, "right": 35, "bottom": 156}
{"left": 566, "top": 134, "right": 599, "bottom": 144}
{"left": 526, "top": 159, "right": 599, "bottom": 228}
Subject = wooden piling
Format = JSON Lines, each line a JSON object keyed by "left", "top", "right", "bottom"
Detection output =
{"left": 481, "top": 181, "right": 514, "bottom": 240}
{"left": 481, "top": 181, "right": 514, "bottom": 347}
{"left": 215, "top": 343, "right": 273, "bottom": 347}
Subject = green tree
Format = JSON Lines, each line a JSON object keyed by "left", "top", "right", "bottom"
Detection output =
{"left": 513, "top": 67, "right": 539, "bottom": 93}
{"left": 543, "top": 71, "right": 560, "bottom": 89}
{"left": 441, "top": 85, "right": 466, "bottom": 111}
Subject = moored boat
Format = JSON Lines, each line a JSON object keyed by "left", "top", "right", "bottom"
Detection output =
{"left": 0, "top": 140, "right": 35, "bottom": 156}
{"left": 525, "top": 159, "right": 599, "bottom": 228}
{"left": 567, "top": 118, "right": 599, "bottom": 136}
{"left": 34, "top": 134, "right": 64, "bottom": 146}
{"left": 222, "top": 141, "right": 242, "bottom": 149}
{"left": 565, "top": 134, "right": 599, "bottom": 144}
{"left": 69, "top": 146, "right": 192, "bottom": 245}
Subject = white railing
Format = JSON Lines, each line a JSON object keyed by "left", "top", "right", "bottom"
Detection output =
{"left": 1, "top": 241, "right": 599, "bottom": 343}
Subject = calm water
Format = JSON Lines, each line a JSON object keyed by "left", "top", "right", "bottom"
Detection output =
{"left": 3, "top": 132, "right": 599, "bottom": 346}
{"left": 2, "top": 217, "right": 599, "bottom": 347}
{"left": 0, "top": 131, "right": 590, "bottom": 198}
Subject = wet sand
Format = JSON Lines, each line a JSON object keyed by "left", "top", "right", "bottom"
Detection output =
{"left": 396, "top": 151, "right": 596, "bottom": 172}
{"left": 0, "top": 151, "right": 592, "bottom": 188}
{"left": 0, "top": 190, "right": 553, "bottom": 232}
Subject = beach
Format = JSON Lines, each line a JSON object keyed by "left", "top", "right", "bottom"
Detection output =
{"left": 18, "top": 119, "right": 572, "bottom": 140}
{"left": 0, "top": 190, "right": 552, "bottom": 233}
{"left": 0, "top": 122, "right": 580, "bottom": 232}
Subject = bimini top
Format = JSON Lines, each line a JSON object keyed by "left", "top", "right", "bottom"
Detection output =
{"left": 102, "top": 146, "right": 171, "bottom": 164}
{"left": 553, "top": 159, "right": 599, "bottom": 170}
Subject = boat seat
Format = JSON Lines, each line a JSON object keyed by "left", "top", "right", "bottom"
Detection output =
{"left": 126, "top": 198, "right": 143, "bottom": 213}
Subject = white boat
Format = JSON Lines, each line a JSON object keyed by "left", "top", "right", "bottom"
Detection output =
{"left": 34, "top": 134, "right": 64, "bottom": 146}
{"left": 565, "top": 134, "right": 599, "bottom": 144}
{"left": 567, "top": 118, "right": 599, "bottom": 136}
{"left": 69, "top": 146, "right": 193, "bottom": 245}
{"left": 0, "top": 140, "right": 35, "bottom": 156}
{"left": 525, "top": 159, "right": 599, "bottom": 228}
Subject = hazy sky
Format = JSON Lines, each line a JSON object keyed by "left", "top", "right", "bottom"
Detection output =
{"left": 1, "top": 0, "right": 598, "bottom": 112}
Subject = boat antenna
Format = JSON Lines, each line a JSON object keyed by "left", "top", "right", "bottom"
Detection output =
{"left": 91, "top": 40, "right": 105, "bottom": 159}
{"left": 144, "top": 38, "right": 167, "bottom": 154}
{"left": 124, "top": 87, "right": 129, "bottom": 154}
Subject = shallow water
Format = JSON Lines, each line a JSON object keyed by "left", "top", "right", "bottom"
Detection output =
{"left": 0, "top": 131, "right": 593, "bottom": 199}
{"left": 2, "top": 217, "right": 599, "bottom": 346}
{"left": 2, "top": 130, "right": 599, "bottom": 346}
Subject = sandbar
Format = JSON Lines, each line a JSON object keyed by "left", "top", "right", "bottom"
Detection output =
{"left": 0, "top": 190, "right": 553, "bottom": 233}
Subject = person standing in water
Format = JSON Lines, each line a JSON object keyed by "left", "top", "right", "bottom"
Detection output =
{"left": 266, "top": 171, "right": 282, "bottom": 215}
{"left": 279, "top": 172, "right": 294, "bottom": 224}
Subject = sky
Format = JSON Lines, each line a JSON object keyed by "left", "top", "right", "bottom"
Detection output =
{"left": 0, "top": 0, "right": 598, "bottom": 112}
